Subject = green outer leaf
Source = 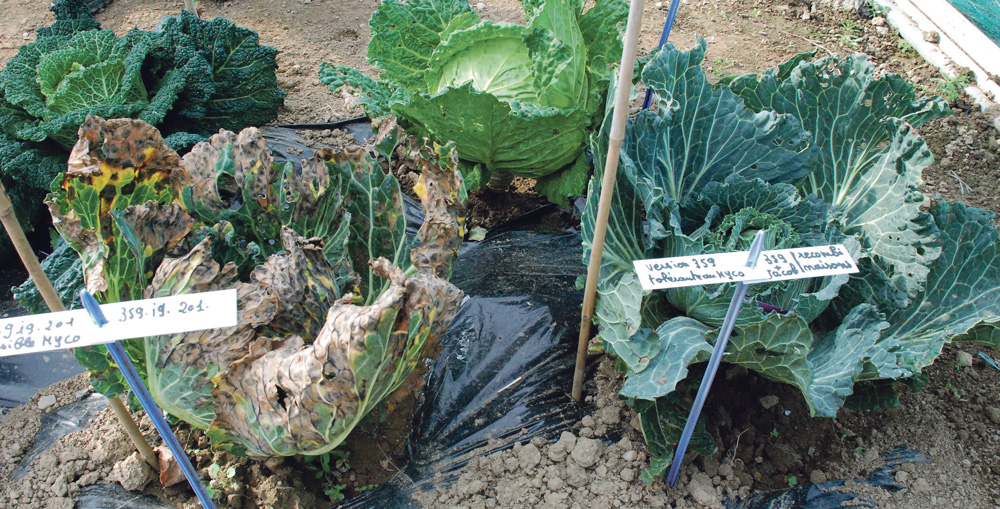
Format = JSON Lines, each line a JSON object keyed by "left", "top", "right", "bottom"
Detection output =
{"left": 593, "top": 272, "right": 658, "bottom": 371}
{"left": 577, "top": 0, "right": 628, "bottom": 117}
{"left": 837, "top": 120, "right": 939, "bottom": 299}
{"left": 13, "top": 238, "right": 84, "bottom": 314}
{"left": 318, "top": 63, "right": 403, "bottom": 119}
{"left": 522, "top": 0, "right": 586, "bottom": 109}
{"left": 883, "top": 201, "right": 1000, "bottom": 373}
{"left": 805, "top": 304, "right": 892, "bottom": 417}
{"left": 368, "top": 0, "right": 477, "bottom": 88}
{"left": 335, "top": 152, "right": 410, "bottom": 304}
{"left": 0, "top": 133, "right": 59, "bottom": 261}
{"left": 630, "top": 389, "right": 713, "bottom": 482}
{"left": 582, "top": 113, "right": 655, "bottom": 365}
{"left": 533, "top": 152, "right": 589, "bottom": 206}
{"left": 581, "top": 111, "right": 646, "bottom": 274}
{"left": 73, "top": 344, "right": 128, "bottom": 398}
{"left": 396, "top": 82, "right": 588, "bottom": 177}
{"left": 727, "top": 53, "right": 950, "bottom": 205}
{"left": 619, "top": 317, "right": 712, "bottom": 399}
{"left": 952, "top": 322, "right": 1000, "bottom": 348}
{"left": 578, "top": 0, "right": 628, "bottom": 72}
{"left": 627, "top": 39, "right": 811, "bottom": 207}
{"left": 2, "top": 31, "right": 69, "bottom": 119}
{"left": 717, "top": 313, "right": 812, "bottom": 406}
{"left": 726, "top": 55, "right": 950, "bottom": 301}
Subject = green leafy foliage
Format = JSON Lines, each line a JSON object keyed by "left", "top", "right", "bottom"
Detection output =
{"left": 12, "top": 238, "right": 84, "bottom": 314}
{"left": 319, "top": 0, "right": 628, "bottom": 205}
{"left": 51, "top": 116, "right": 467, "bottom": 457}
{"left": 584, "top": 41, "right": 1000, "bottom": 477}
{"left": 0, "top": 1, "right": 285, "bottom": 263}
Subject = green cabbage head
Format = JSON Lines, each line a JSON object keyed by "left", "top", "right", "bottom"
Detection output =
{"left": 584, "top": 39, "right": 1000, "bottom": 480}
{"left": 319, "top": 0, "right": 628, "bottom": 205}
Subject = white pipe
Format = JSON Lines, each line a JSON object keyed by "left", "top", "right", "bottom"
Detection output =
{"left": 872, "top": 0, "right": 1000, "bottom": 133}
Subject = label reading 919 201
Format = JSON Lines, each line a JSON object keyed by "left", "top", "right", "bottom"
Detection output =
{"left": 0, "top": 289, "right": 238, "bottom": 358}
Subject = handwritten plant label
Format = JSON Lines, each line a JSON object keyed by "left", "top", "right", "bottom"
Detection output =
{"left": 634, "top": 252, "right": 770, "bottom": 291}
{"left": 753, "top": 245, "right": 858, "bottom": 282}
{"left": 634, "top": 245, "right": 857, "bottom": 291}
{"left": 0, "top": 289, "right": 237, "bottom": 358}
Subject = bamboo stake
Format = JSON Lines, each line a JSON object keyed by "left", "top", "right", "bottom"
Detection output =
{"left": 572, "top": 0, "right": 646, "bottom": 401}
{"left": 0, "top": 180, "right": 159, "bottom": 468}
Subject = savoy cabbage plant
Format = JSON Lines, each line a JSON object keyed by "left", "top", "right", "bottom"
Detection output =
{"left": 584, "top": 39, "right": 1000, "bottom": 479}
{"left": 50, "top": 115, "right": 467, "bottom": 456}
{"left": 0, "top": 1, "right": 285, "bottom": 261}
{"left": 319, "top": 0, "right": 628, "bottom": 205}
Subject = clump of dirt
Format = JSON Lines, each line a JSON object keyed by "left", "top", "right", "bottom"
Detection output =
{"left": 0, "top": 374, "right": 136, "bottom": 508}
{"left": 922, "top": 108, "right": 1000, "bottom": 214}
{"left": 425, "top": 343, "right": 999, "bottom": 508}
{"left": 296, "top": 128, "right": 360, "bottom": 149}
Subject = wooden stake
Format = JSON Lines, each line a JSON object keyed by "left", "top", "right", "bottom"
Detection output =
{"left": 572, "top": 0, "right": 646, "bottom": 401}
{"left": 0, "top": 180, "right": 159, "bottom": 468}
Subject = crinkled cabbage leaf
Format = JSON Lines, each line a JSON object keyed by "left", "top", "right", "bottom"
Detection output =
{"left": 49, "top": 116, "right": 468, "bottom": 456}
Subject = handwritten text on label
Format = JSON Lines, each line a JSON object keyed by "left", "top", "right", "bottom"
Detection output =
{"left": 634, "top": 245, "right": 858, "bottom": 291}
{"left": 0, "top": 289, "right": 238, "bottom": 358}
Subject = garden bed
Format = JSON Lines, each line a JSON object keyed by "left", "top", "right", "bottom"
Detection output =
{"left": 1, "top": 0, "right": 998, "bottom": 507}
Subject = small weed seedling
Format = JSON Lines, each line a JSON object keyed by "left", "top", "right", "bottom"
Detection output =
{"left": 896, "top": 38, "right": 917, "bottom": 58}
{"left": 945, "top": 382, "right": 965, "bottom": 401}
{"left": 934, "top": 74, "right": 972, "bottom": 103}
{"left": 709, "top": 57, "right": 739, "bottom": 77}
{"left": 205, "top": 463, "right": 237, "bottom": 500}
{"left": 838, "top": 19, "right": 862, "bottom": 49}
{"left": 304, "top": 450, "right": 351, "bottom": 502}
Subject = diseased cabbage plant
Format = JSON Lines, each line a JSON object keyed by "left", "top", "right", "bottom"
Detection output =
{"left": 319, "top": 0, "right": 628, "bottom": 205}
{"left": 0, "top": 0, "right": 285, "bottom": 261}
{"left": 584, "top": 39, "right": 1000, "bottom": 479}
{"left": 50, "top": 115, "right": 466, "bottom": 456}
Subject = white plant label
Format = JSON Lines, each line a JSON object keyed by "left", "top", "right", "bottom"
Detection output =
{"left": 753, "top": 245, "right": 858, "bottom": 283}
{"left": 634, "top": 252, "right": 770, "bottom": 291}
{"left": 0, "top": 289, "right": 238, "bottom": 358}
{"left": 634, "top": 244, "right": 857, "bottom": 291}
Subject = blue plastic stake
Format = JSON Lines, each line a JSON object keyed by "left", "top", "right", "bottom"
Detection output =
{"left": 80, "top": 290, "right": 217, "bottom": 509}
{"left": 666, "top": 230, "right": 767, "bottom": 487}
{"left": 980, "top": 352, "right": 1000, "bottom": 372}
{"left": 641, "top": 0, "right": 683, "bottom": 110}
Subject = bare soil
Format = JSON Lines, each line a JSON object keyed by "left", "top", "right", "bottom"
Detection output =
{"left": 1, "top": 0, "right": 999, "bottom": 507}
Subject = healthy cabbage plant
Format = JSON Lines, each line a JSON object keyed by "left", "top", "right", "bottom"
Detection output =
{"left": 319, "top": 0, "right": 627, "bottom": 205}
{"left": 50, "top": 115, "right": 467, "bottom": 456}
{"left": 584, "top": 40, "right": 1000, "bottom": 479}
